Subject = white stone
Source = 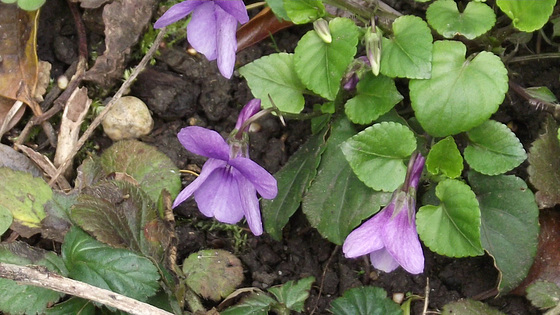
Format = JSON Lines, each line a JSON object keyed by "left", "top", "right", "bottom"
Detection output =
{"left": 102, "top": 96, "right": 153, "bottom": 141}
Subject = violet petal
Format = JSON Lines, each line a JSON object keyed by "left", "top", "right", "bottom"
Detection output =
{"left": 154, "top": 0, "right": 204, "bottom": 29}
{"left": 369, "top": 248, "right": 400, "bottom": 273}
{"left": 172, "top": 158, "right": 226, "bottom": 208}
{"left": 342, "top": 205, "right": 392, "bottom": 258}
{"left": 216, "top": 0, "right": 249, "bottom": 24}
{"left": 187, "top": 1, "right": 218, "bottom": 60}
{"left": 215, "top": 5, "right": 238, "bottom": 78}
{"left": 194, "top": 166, "right": 245, "bottom": 223}
{"left": 237, "top": 175, "right": 263, "bottom": 235}
{"left": 228, "top": 157, "right": 277, "bottom": 199}
{"left": 382, "top": 206, "right": 424, "bottom": 274}
{"left": 177, "top": 126, "right": 230, "bottom": 161}
{"left": 235, "top": 99, "right": 261, "bottom": 131}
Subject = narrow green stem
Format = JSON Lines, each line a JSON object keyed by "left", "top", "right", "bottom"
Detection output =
{"left": 508, "top": 52, "right": 560, "bottom": 63}
{"left": 184, "top": 287, "right": 205, "bottom": 313}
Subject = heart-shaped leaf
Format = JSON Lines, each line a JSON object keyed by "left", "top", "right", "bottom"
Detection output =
{"left": 469, "top": 171, "right": 539, "bottom": 293}
{"left": 294, "top": 17, "right": 359, "bottom": 100}
{"left": 344, "top": 73, "right": 403, "bottom": 125}
{"left": 302, "top": 117, "right": 392, "bottom": 245}
{"left": 496, "top": 0, "right": 556, "bottom": 32}
{"left": 417, "top": 179, "right": 484, "bottom": 257}
{"left": 182, "top": 249, "right": 243, "bottom": 301}
{"left": 341, "top": 122, "right": 417, "bottom": 192}
{"left": 330, "top": 286, "right": 402, "bottom": 315}
{"left": 427, "top": 0, "right": 496, "bottom": 39}
{"left": 380, "top": 15, "right": 433, "bottom": 79}
{"left": 62, "top": 227, "right": 160, "bottom": 302}
{"left": 410, "top": 40, "right": 508, "bottom": 136}
{"left": 528, "top": 116, "right": 560, "bottom": 208}
{"left": 240, "top": 53, "right": 306, "bottom": 114}
{"left": 464, "top": 120, "right": 526, "bottom": 175}
{"left": 426, "top": 136, "right": 463, "bottom": 178}
{"left": 98, "top": 140, "right": 181, "bottom": 203}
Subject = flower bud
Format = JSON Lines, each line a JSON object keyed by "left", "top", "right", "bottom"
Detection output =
{"left": 364, "top": 24, "right": 382, "bottom": 76}
{"left": 313, "top": 18, "right": 332, "bottom": 44}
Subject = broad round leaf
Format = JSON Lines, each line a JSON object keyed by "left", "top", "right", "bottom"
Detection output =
{"left": 17, "top": 0, "right": 45, "bottom": 10}
{"left": 182, "top": 249, "right": 243, "bottom": 301}
{"left": 283, "top": 0, "right": 325, "bottom": 24}
{"left": 344, "top": 73, "right": 403, "bottom": 125}
{"left": 330, "top": 286, "right": 402, "bottom": 315}
{"left": 464, "top": 120, "right": 526, "bottom": 175}
{"left": 341, "top": 122, "right": 416, "bottom": 192}
{"left": 496, "top": 0, "right": 556, "bottom": 32}
{"left": 62, "top": 227, "right": 160, "bottom": 302}
{"left": 417, "top": 179, "right": 484, "bottom": 257}
{"left": 99, "top": 140, "right": 181, "bottom": 203}
{"left": 302, "top": 117, "right": 392, "bottom": 245}
{"left": 526, "top": 281, "right": 560, "bottom": 309}
{"left": 239, "top": 53, "right": 306, "bottom": 113}
{"left": 0, "top": 168, "right": 51, "bottom": 237}
{"left": 380, "top": 15, "right": 433, "bottom": 79}
{"left": 427, "top": 0, "right": 496, "bottom": 40}
{"left": 294, "top": 17, "right": 359, "bottom": 100}
{"left": 410, "top": 41, "right": 508, "bottom": 136}
{"left": 426, "top": 136, "right": 463, "bottom": 178}
{"left": 469, "top": 172, "right": 539, "bottom": 293}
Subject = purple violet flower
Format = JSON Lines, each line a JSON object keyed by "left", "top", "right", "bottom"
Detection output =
{"left": 343, "top": 153, "right": 426, "bottom": 274}
{"left": 154, "top": 0, "right": 249, "bottom": 79}
{"left": 173, "top": 99, "right": 277, "bottom": 235}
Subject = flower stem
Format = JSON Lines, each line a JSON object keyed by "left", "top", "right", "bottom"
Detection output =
{"left": 245, "top": 1, "right": 266, "bottom": 10}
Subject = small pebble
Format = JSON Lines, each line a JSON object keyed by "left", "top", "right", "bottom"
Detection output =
{"left": 57, "top": 75, "right": 68, "bottom": 90}
{"left": 102, "top": 96, "right": 153, "bottom": 141}
{"left": 393, "top": 292, "right": 405, "bottom": 304}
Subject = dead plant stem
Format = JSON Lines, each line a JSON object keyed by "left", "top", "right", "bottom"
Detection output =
{"left": 49, "top": 27, "right": 167, "bottom": 187}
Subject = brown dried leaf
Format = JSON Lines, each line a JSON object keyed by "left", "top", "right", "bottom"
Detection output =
{"left": 0, "top": 5, "right": 40, "bottom": 112}
{"left": 236, "top": 7, "right": 294, "bottom": 52}
{"left": 527, "top": 116, "right": 560, "bottom": 208}
{"left": 84, "top": 0, "right": 157, "bottom": 88}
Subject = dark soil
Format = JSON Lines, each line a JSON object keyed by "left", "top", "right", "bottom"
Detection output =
{"left": 23, "top": 0, "right": 559, "bottom": 314}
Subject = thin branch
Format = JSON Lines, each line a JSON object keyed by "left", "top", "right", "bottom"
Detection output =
{"left": 310, "top": 245, "right": 340, "bottom": 315}
{"left": 48, "top": 27, "right": 167, "bottom": 187}
{"left": 508, "top": 52, "right": 560, "bottom": 63}
{"left": 0, "top": 263, "right": 173, "bottom": 315}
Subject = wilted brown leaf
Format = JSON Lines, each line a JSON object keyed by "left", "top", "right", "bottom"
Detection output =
{"left": 237, "top": 7, "right": 293, "bottom": 52}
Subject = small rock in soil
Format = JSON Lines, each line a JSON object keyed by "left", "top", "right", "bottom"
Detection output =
{"left": 102, "top": 96, "right": 153, "bottom": 141}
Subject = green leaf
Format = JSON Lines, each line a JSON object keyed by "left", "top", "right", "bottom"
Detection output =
{"left": 330, "top": 286, "right": 402, "bottom": 315}
{"left": 71, "top": 180, "right": 172, "bottom": 262}
{"left": 16, "top": 0, "right": 45, "bottom": 10}
{"left": 221, "top": 292, "right": 276, "bottom": 315}
{"left": 0, "top": 167, "right": 51, "bottom": 237}
{"left": 283, "top": 0, "right": 325, "bottom": 24}
{"left": 410, "top": 41, "right": 508, "bottom": 136}
{"left": 240, "top": 53, "right": 306, "bottom": 114}
{"left": 302, "top": 117, "right": 392, "bottom": 244}
{"left": 265, "top": 0, "right": 289, "bottom": 21}
{"left": 262, "top": 127, "right": 328, "bottom": 240}
{"left": 45, "top": 298, "right": 96, "bottom": 315}
{"left": 62, "top": 227, "right": 160, "bottom": 302}
{"left": 417, "top": 179, "right": 484, "bottom": 257}
{"left": 0, "top": 206, "right": 12, "bottom": 236}
{"left": 0, "top": 242, "right": 66, "bottom": 315}
{"left": 526, "top": 281, "right": 560, "bottom": 309}
{"left": 341, "top": 122, "right": 416, "bottom": 192}
{"left": 344, "top": 73, "right": 403, "bottom": 124}
{"left": 426, "top": 136, "right": 463, "bottom": 178}
{"left": 441, "top": 299, "right": 506, "bottom": 315}
{"left": 469, "top": 172, "right": 539, "bottom": 293}
{"left": 294, "top": 17, "right": 359, "bottom": 100}
{"left": 528, "top": 116, "right": 560, "bottom": 208}
{"left": 496, "top": 0, "right": 556, "bottom": 32}
{"left": 426, "top": 0, "right": 496, "bottom": 40}
{"left": 99, "top": 140, "right": 181, "bottom": 203}
{"left": 525, "top": 86, "right": 559, "bottom": 104}
{"left": 464, "top": 120, "right": 526, "bottom": 175}
{"left": 41, "top": 191, "right": 77, "bottom": 242}
{"left": 269, "top": 276, "right": 315, "bottom": 312}
{"left": 380, "top": 15, "right": 433, "bottom": 79}
{"left": 182, "top": 249, "right": 243, "bottom": 301}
